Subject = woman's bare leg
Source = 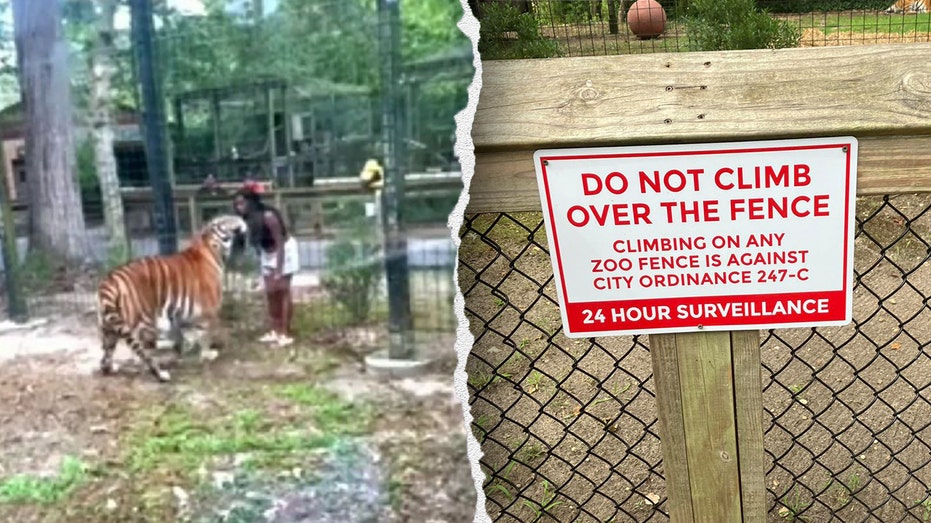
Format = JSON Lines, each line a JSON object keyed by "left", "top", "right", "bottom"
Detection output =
{"left": 280, "top": 275, "right": 294, "bottom": 337}
{"left": 263, "top": 275, "right": 281, "bottom": 338}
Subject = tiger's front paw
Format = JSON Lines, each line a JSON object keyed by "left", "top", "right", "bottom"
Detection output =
{"left": 200, "top": 349, "right": 219, "bottom": 363}
{"left": 156, "top": 369, "right": 172, "bottom": 382}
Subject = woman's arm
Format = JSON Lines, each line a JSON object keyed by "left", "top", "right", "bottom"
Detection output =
{"left": 264, "top": 210, "right": 286, "bottom": 277}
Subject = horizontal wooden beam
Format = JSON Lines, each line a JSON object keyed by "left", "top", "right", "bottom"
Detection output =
{"left": 473, "top": 44, "right": 931, "bottom": 151}
{"left": 467, "top": 44, "right": 931, "bottom": 214}
{"left": 467, "top": 134, "right": 931, "bottom": 213}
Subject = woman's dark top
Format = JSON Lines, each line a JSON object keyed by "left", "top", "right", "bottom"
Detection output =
{"left": 247, "top": 205, "right": 289, "bottom": 253}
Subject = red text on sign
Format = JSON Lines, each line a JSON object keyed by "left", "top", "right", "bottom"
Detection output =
{"left": 729, "top": 195, "right": 830, "bottom": 220}
{"left": 659, "top": 200, "right": 720, "bottom": 223}
{"left": 714, "top": 164, "right": 811, "bottom": 190}
{"left": 566, "top": 203, "right": 652, "bottom": 227}
{"left": 638, "top": 169, "right": 704, "bottom": 193}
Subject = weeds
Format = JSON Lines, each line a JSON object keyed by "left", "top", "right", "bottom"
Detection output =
{"left": 0, "top": 456, "right": 89, "bottom": 505}
{"left": 522, "top": 479, "right": 564, "bottom": 522}
{"left": 777, "top": 485, "right": 812, "bottom": 522}
{"left": 126, "top": 383, "right": 373, "bottom": 481}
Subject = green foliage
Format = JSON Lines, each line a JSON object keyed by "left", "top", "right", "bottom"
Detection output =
{"left": 16, "top": 250, "right": 56, "bottom": 293}
{"left": 402, "top": 0, "right": 471, "bottom": 62}
{"left": 0, "top": 456, "right": 89, "bottom": 505}
{"left": 478, "top": 3, "right": 561, "bottom": 60}
{"left": 686, "top": 0, "right": 801, "bottom": 51}
{"left": 62, "top": 0, "right": 138, "bottom": 112}
{"left": 537, "top": 0, "right": 597, "bottom": 24}
{"left": 320, "top": 219, "right": 381, "bottom": 324}
{"left": 159, "top": 0, "right": 380, "bottom": 93}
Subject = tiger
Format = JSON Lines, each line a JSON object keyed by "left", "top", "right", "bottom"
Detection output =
{"left": 885, "top": 0, "right": 930, "bottom": 13}
{"left": 96, "top": 214, "right": 249, "bottom": 382}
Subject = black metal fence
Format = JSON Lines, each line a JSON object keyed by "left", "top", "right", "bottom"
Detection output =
{"left": 460, "top": 193, "right": 931, "bottom": 521}
{"left": 472, "top": 0, "right": 931, "bottom": 59}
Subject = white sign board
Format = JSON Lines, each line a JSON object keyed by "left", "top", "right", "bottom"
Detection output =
{"left": 534, "top": 137, "right": 858, "bottom": 337}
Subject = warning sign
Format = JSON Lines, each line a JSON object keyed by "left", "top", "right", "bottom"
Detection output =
{"left": 534, "top": 137, "right": 858, "bottom": 337}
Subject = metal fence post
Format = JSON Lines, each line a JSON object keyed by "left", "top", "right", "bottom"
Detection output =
{"left": 0, "top": 141, "right": 27, "bottom": 322}
{"left": 378, "top": 0, "right": 414, "bottom": 359}
{"left": 130, "top": 0, "right": 178, "bottom": 255}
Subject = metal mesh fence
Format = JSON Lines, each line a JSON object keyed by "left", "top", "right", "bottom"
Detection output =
{"left": 460, "top": 192, "right": 931, "bottom": 522}
{"left": 472, "top": 0, "right": 931, "bottom": 59}
{"left": 0, "top": 0, "right": 469, "bottom": 353}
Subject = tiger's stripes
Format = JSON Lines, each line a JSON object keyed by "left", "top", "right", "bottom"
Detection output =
{"left": 96, "top": 214, "right": 248, "bottom": 382}
{"left": 885, "top": 0, "right": 930, "bottom": 13}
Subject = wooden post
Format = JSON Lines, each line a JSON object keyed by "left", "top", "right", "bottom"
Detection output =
{"left": 187, "top": 194, "right": 199, "bottom": 236}
{"left": 651, "top": 330, "right": 765, "bottom": 521}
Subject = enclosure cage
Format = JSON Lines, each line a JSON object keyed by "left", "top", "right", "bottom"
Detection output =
{"left": 169, "top": 77, "right": 377, "bottom": 189}
{"left": 381, "top": 44, "right": 472, "bottom": 230}
{"left": 401, "top": 44, "right": 473, "bottom": 175}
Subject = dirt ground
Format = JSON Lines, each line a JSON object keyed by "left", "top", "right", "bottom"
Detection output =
{"left": 0, "top": 291, "right": 475, "bottom": 522}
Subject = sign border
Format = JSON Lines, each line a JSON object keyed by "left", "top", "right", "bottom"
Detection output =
{"left": 534, "top": 136, "right": 859, "bottom": 338}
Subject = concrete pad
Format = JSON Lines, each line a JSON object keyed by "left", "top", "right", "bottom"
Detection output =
{"left": 364, "top": 348, "right": 432, "bottom": 380}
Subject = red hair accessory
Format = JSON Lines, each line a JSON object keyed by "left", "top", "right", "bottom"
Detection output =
{"left": 243, "top": 179, "right": 264, "bottom": 194}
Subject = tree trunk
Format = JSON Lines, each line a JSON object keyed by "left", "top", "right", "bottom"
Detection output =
{"left": 11, "top": 0, "right": 90, "bottom": 264}
{"left": 91, "top": 0, "right": 131, "bottom": 266}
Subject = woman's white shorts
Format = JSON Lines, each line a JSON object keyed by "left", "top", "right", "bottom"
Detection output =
{"left": 260, "top": 236, "right": 300, "bottom": 277}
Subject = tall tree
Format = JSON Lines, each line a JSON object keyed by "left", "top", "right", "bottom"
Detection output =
{"left": 90, "top": 0, "right": 131, "bottom": 265}
{"left": 11, "top": 0, "right": 90, "bottom": 263}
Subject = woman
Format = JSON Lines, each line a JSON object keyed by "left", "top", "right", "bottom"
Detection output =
{"left": 233, "top": 184, "right": 299, "bottom": 347}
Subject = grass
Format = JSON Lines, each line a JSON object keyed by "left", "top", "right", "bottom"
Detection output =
{"left": 522, "top": 479, "right": 564, "bottom": 522}
{"left": 125, "top": 383, "right": 374, "bottom": 481}
{"left": 778, "top": 485, "right": 813, "bottom": 522}
{"left": 0, "top": 380, "right": 379, "bottom": 521}
{"left": 0, "top": 457, "right": 90, "bottom": 505}
{"left": 796, "top": 12, "right": 931, "bottom": 34}
{"left": 919, "top": 496, "right": 931, "bottom": 521}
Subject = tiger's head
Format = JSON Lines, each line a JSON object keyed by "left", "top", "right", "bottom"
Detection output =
{"left": 200, "top": 214, "right": 249, "bottom": 262}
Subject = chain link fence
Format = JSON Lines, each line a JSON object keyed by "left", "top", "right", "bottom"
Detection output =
{"left": 461, "top": 192, "right": 931, "bottom": 522}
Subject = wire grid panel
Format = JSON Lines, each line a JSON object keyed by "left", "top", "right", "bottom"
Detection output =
{"left": 460, "top": 194, "right": 931, "bottom": 522}
{"left": 473, "top": 0, "right": 931, "bottom": 60}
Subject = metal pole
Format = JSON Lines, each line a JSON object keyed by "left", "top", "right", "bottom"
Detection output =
{"left": 378, "top": 0, "right": 413, "bottom": 359}
{"left": 130, "top": 0, "right": 178, "bottom": 255}
{"left": 0, "top": 141, "right": 27, "bottom": 322}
